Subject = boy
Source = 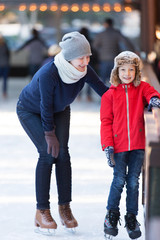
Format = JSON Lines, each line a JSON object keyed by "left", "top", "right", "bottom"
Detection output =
{"left": 100, "top": 51, "right": 160, "bottom": 239}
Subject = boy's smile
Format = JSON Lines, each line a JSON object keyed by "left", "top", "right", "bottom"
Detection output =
{"left": 118, "top": 64, "right": 136, "bottom": 84}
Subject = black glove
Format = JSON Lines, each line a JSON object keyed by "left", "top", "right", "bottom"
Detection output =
{"left": 104, "top": 146, "right": 115, "bottom": 168}
{"left": 148, "top": 97, "right": 160, "bottom": 111}
{"left": 45, "top": 130, "right": 59, "bottom": 158}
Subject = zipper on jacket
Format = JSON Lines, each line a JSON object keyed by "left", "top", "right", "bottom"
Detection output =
{"left": 125, "top": 85, "right": 130, "bottom": 151}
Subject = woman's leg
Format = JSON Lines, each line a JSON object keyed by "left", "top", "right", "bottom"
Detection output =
{"left": 16, "top": 104, "right": 54, "bottom": 209}
{"left": 54, "top": 106, "right": 71, "bottom": 205}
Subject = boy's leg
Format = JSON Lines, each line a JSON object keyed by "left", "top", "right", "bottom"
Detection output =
{"left": 126, "top": 150, "right": 144, "bottom": 215}
{"left": 107, "top": 151, "right": 128, "bottom": 211}
{"left": 125, "top": 150, "right": 144, "bottom": 239}
{"left": 104, "top": 152, "right": 128, "bottom": 237}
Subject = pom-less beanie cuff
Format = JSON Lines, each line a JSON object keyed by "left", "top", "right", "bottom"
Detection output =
{"left": 59, "top": 31, "right": 92, "bottom": 61}
{"left": 110, "top": 51, "right": 141, "bottom": 87}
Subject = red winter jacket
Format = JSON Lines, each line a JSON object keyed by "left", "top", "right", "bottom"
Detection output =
{"left": 100, "top": 81, "right": 160, "bottom": 153}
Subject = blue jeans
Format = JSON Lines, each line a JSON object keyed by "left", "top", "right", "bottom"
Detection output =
{"left": 107, "top": 150, "right": 144, "bottom": 215}
{"left": 16, "top": 101, "right": 71, "bottom": 209}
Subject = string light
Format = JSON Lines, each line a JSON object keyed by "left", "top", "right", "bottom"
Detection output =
{"left": 50, "top": 3, "right": 58, "bottom": 12}
{"left": 92, "top": 4, "right": 101, "bottom": 12}
{"left": 103, "top": 3, "right": 111, "bottom": 12}
{"left": 82, "top": 3, "right": 90, "bottom": 12}
{"left": 60, "top": 4, "right": 69, "bottom": 12}
{"left": 114, "top": 3, "right": 122, "bottom": 12}
{"left": 71, "top": 4, "right": 79, "bottom": 12}
{"left": 0, "top": 4, "right": 5, "bottom": 11}
{"left": 155, "top": 27, "right": 160, "bottom": 40}
{"left": 29, "top": 4, "right": 37, "bottom": 12}
{"left": 0, "top": 2, "right": 135, "bottom": 13}
{"left": 124, "top": 6, "right": 132, "bottom": 12}
{"left": 19, "top": 4, "right": 26, "bottom": 11}
{"left": 39, "top": 4, "right": 47, "bottom": 12}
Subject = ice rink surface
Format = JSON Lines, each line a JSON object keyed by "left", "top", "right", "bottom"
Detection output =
{"left": 0, "top": 78, "right": 145, "bottom": 240}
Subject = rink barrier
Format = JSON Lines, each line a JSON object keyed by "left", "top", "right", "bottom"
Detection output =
{"left": 142, "top": 63, "right": 160, "bottom": 240}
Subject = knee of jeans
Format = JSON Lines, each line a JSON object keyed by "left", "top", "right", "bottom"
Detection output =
{"left": 114, "top": 175, "right": 126, "bottom": 188}
{"left": 39, "top": 151, "right": 55, "bottom": 164}
{"left": 127, "top": 176, "right": 139, "bottom": 190}
{"left": 57, "top": 147, "right": 70, "bottom": 163}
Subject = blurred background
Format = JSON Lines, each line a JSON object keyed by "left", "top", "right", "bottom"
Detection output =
{"left": 0, "top": 0, "right": 159, "bottom": 80}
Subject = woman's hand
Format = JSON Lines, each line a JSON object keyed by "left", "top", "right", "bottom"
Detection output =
{"left": 45, "top": 130, "right": 59, "bottom": 158}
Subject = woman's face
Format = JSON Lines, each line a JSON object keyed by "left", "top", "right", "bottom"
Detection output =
{"left": 118, "top": 64, "right": 136, "bottom": 84}
{"left": 70, "top": 56, "right": 90, "bottom": 72}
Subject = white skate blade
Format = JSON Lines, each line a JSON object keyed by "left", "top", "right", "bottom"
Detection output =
{"left": 104, "top": 233, "right": 113, "bottom": 239}
{"left": 63, "top": 225, "right": 77, "bottom": 234}
{"left": 35, "top": 226, "right": 56, "bottom": 236}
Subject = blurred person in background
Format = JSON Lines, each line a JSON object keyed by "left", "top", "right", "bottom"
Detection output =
{"left": 93, "top": 18, "right": 135, "bottom": 86}
{"left": 78, "top": 27, "right": 99, "bottom": 102}
{"left": 16, "top": 31, "right": 108, "bottom": 235}
{"left": 0, "top": 34, "right": 10, "bottom": 98}
{"left": 42, "top": 44, "right": 61, "bottom": 66}
{"left": 16, "top": 28, "right": 47, "bottom": 78}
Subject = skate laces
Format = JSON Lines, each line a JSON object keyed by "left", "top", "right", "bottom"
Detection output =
{"left": 108, "top": 211, "right": 120, "bottom": 228}
{"left": 40, "top": 209, "right": 54, "bottom": 222}
{"left": 125, "top": 214, "right": 140, "bottom": 231}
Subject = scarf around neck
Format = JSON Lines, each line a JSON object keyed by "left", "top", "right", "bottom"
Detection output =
{"left": 54, "top": 52, "right": 87, "bottom": 84}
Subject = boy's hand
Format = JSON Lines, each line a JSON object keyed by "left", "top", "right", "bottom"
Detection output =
{"left": 104, "top": 146, "right": 115, "bottom": 168}
{"left": 148, "top": 97, "right": 160, "bottom": 111}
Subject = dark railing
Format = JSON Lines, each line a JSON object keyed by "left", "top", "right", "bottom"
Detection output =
{"left": 142, "top": 63, "right": 160, "bottom": 240}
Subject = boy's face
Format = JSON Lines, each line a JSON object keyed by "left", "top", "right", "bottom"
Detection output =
{"left": 118, "top": 64, "right": 136, "bottom": 84}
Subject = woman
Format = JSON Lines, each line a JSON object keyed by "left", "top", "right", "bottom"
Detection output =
{"left": 16, "top": 31, "right": 108, "bottom": 235}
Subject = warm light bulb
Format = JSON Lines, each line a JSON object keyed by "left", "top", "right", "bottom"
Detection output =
{"left": 60, "top": 4, "right": 69, "bottom": 12}
{"left": 92, "top": 4, "right": 101, "bottom": 12}
{"left": 50, "top": 4, "right": 58, "bottom": 12}
{"left": 124, "top": 6, "right": 132, "bottom": 12}
{"left": 156, "top": 29, "right": 160, "bottom": 40}
{"left": 114, "top": 3, "right": 122, "bottom": 12}
{"left": 40, "top": 4, "right": 47, "bottom": 12}
{"left": 0, "top": 4, "right": 5, "bottom": 11}
{"left": 103, "top": 4, "right": 111, "bottom": 12}
{"left": 82, "top": 4, "right": 90, "bottom": 12}
{"left": 71, "top": 4, "right": 79, "bottom": 12}
{"left": 29, "top": 4, "right": 37, "bottom": 12}
{"left": 19, "top": 4, "right": 26, "bottom": 11}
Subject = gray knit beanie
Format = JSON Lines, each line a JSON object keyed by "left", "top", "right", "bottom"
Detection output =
{"left": 110, "top": 51, "right": 141, "bottom": 87}
{"left": 59, "top": 31, "right": 92, "bottom": 61}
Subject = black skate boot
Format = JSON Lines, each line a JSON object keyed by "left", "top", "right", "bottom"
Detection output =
{"left": 104, "top": 210, "right": 120, "bottom": 239}
{"left": 124, "top": 213, "right": 141, "bottom": 239}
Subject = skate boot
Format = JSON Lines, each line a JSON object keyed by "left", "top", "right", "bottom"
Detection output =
{"left": 124, "top": 213, "right": 141, "bottom": 239}
{"left": 59, "top": 203, "right": 78, "bottom": 230}
{"left": 35, "top": 209, "right": 57, "bottom": 235}
{"left": 104, "top": 210, "right": 120, "bottom": 239}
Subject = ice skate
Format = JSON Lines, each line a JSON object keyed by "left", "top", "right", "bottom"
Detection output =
{"left": 35, "top": 209, "right": 57, "bottom": 236}
{"left": 104, "top": 210, "right": 120, "bottom": 239}
{"left": 59, "top": 203, "right": 78, "bottom": 232}
{"left": 124, "top": 213, "right": 141, "bottom": 239}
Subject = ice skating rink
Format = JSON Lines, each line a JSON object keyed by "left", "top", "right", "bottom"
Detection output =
{"left": 0, "top": 78, "right": 145, "bottom": 240}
